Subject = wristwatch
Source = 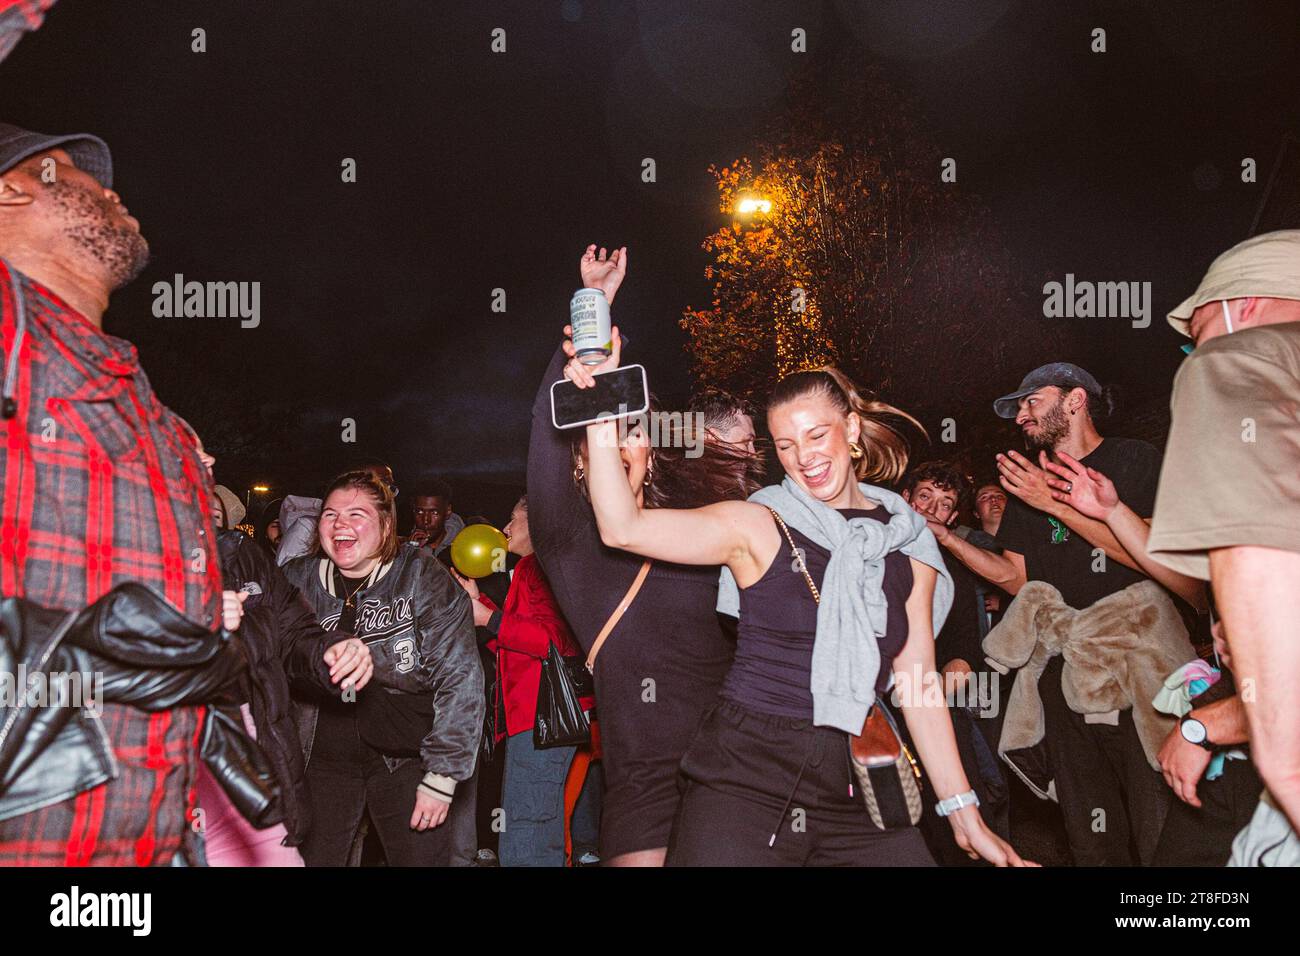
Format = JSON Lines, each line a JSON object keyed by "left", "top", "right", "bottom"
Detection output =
{"left": 935, "top": 790, "right": 980, "bottom": 817}
{"left": 1179, "top": 716, "right": 1215, "bottom": 751}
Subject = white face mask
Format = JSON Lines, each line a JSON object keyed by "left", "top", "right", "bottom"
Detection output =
{"left": 1182, "top": 300, "right": 1237, "bottom": 355}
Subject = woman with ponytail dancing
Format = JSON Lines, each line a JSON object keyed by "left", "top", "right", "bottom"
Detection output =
{"left": 566, "top": 348, "right": 1034, "bottom": 866}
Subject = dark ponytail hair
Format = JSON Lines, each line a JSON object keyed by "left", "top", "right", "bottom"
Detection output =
{"left": 767, "top": 367, "right": 924, "bottom": 484}
{"left": 570, "top": 397, "right": 764, "bottom": 509}
{"left": 642, "top": 417, "right": 764, "bottom": 509}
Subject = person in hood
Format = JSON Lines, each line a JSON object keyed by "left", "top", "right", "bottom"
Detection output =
{"left": 256, "top": 496, "right": 284, "bottom": 558}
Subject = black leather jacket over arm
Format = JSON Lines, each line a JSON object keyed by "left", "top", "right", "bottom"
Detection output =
{"left": 409, "top": 553, "right": 483, "bottom": 780}
{"left": 0, "top": 583, "right": 247, "bottom": 823}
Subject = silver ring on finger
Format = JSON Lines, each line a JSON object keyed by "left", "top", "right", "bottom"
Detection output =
{"left": 1065, "top": 483, "right": 1072, "bottom": 493}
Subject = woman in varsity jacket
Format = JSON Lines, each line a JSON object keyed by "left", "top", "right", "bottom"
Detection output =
{"left": 282, "top": 469, "right": 484, "bottom": 866}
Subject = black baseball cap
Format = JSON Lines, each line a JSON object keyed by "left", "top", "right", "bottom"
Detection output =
{"left": 993, "top": 363, "right": 1102, "bottom": 419}
{"left": 0, "top": 122, "right": 113, "bottom": 189}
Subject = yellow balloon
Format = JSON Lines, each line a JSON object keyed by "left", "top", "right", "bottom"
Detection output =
{"left": 450, "top": 524, "right": 508, "bottom": 578}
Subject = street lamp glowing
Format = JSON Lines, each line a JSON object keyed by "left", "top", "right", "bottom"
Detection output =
{"left": 736, "top": 196, "right": 772, "bottom": 215}
{"left": 252, "top": 485, "right": 270, "bottom": 493}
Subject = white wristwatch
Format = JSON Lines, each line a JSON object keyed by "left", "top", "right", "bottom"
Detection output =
{"left": 935, "top": 790, "right": 980, "bottom": 817}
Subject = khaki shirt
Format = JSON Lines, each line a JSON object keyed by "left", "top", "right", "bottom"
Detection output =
{"left": 1148, "top": 322, "right": 1300, "bottom": 579}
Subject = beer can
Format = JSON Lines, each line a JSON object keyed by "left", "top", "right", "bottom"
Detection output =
{"left": 570, "top": 287, "right": 612, "bottom": 366}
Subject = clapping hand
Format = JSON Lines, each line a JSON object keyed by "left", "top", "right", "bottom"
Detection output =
{"left": 995, "top": 451, "right": 1058, "bottom": 514}
{"left": 1042, "top": 451, "right": 1119, "bottom": 521}
{"left": 324, "top": 638, "right": 373, "bottom": 690}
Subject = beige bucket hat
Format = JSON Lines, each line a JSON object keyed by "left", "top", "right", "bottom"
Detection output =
{"left": 1168, "top": 229, "right": 1300, "bottom": 336}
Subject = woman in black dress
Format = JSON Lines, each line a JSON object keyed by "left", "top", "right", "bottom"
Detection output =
{"left": 528, "top": 245, "right": 759, "bottom": 866}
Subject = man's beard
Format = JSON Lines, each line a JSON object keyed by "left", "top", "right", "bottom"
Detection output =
{"left": 1024, "top": 398, "right": 1070, "bottom": 450}
{"left": 48, "top": 179, "right": 150, "bottom": 290}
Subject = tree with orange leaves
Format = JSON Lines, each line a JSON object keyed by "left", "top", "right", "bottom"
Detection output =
{"left": 682, "top": 64, "right": 1058, "bottom": 451}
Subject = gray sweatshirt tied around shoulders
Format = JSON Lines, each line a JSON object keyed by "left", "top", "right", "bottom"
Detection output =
{"left": 717, "top": 477, "right": 953, "bottom": 735}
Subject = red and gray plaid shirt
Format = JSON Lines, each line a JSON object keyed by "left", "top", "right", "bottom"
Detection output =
{"left": 0, "top": 259, "right": 222, "bottom": 864}
{"left": 0, "top": 261, "right": 220, "bottom": 617}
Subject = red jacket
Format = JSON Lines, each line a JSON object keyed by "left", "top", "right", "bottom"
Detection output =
{"left": 484, "top": 553, "right": 590, "bottom": 740}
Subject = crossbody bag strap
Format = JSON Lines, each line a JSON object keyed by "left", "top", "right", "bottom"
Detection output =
{"left": 585, "top": 559, "right": 652, "bottom": 673}
{"left": 767, "top": 507, "right": 820, "bottom": 605}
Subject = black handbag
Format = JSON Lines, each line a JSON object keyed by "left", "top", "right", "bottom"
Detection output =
{"left": 534, "top": 641, "right": 592, "bottom": 750}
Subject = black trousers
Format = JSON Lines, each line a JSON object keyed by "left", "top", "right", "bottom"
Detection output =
{"left": 301, "top": 709, "right": 451, "bottom": 867}
{"left": 1152, "top": 757, "right": 1263, "bottom": 866}
{"left": 1040, "top": 659, "right": 1171, "bottom": 866}
{"left": 666, "top": 700, "right": 935, "bottom": 867}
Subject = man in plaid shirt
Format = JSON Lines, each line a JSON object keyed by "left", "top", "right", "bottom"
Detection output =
{"left": 0, "top": 121, "right": 224, "bottom": 865}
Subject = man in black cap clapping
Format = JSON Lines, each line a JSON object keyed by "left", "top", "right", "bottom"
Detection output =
{"left": 931, "top": 362, "right": 1176, "bottom": 865}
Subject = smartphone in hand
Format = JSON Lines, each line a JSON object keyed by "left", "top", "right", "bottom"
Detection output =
{"left": 550, "top": 364, "right": 649, "bottom": 429}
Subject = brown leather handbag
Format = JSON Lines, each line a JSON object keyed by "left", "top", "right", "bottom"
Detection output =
{"left": 849, "top": 702, "right": 924, "bottom": 829}
{"left": 767, "top": 507, "right": 924, "bottom": 830}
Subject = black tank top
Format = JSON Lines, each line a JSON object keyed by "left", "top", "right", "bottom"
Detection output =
{"left": 720, "top": 506, "right": 914, "bottom": 720}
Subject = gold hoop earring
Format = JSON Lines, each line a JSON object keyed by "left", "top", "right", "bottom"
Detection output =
{"left": 848, "top": 442, "right": 865, "bottom": 461}
{"left": 643, "top": 469, "right": 653, "bottom": 487}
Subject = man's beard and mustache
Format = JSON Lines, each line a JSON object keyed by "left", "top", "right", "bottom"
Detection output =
{"left": 48, "top": 179, "right": 150, "bottom": 290}
{"left": 1023, "top": 398, "right": 1070, "bottom": 450}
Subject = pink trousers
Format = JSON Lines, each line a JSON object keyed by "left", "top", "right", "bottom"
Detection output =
{"left": 195, "top": 704, "right": 304, "bottom": 867}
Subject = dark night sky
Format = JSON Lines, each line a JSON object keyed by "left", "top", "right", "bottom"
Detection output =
{"left": 3, "top": 0, "right": 1297, "bottom": 519}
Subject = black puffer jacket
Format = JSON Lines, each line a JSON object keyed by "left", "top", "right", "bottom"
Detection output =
{"left": 217, "top": 530, "right": 346, "bottom": 843}
{"left": 0, "top": 583, "right": 247, "bottom": 824}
